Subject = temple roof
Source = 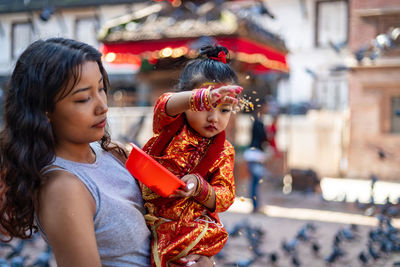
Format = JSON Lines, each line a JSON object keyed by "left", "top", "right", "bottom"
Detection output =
{"left": 98, "top": 0, "right": 288, "bottom": 53}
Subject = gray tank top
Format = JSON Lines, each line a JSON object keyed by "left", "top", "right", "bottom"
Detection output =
{"left": 35, "top": 143, "right": 151, "bottom": 267}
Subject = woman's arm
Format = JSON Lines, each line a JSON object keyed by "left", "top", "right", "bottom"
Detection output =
{"left": 36, "top": 171, "right": 101, "bottom": 267}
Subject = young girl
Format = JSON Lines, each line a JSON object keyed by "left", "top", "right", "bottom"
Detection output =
{"left": 142, "top": 45, "right": 242, "bottom": 266}
{"left": 0, "top": 38, "right": 212, "bottom": 267}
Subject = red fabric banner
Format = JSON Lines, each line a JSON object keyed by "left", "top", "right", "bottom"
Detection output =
{"left": 100, "top": 36, "right": 289, "bottom": 73}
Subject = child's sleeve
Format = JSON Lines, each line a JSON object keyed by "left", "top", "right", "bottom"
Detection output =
{"left": 208, "top": 142, "right": 236, "bottom": 213}
{"left": 152, "top": 93, "right": 182, "bottom": 134}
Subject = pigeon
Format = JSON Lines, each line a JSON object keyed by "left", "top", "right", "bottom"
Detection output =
{"left": 368, "top": 242, "right": 380, "bottom": 260}
{"left": 325, "top": 246, "right": 344, "bottom": 263}
{"left": 311, "top": 241, "right": 320, "bottom": 254}
{"left": 291, "top": 254, "right": 301, "bottom": 267}
{"left": 296, "top": 226, "right": 311, "bottom": 241}
{"left": 350, "top": 224, "right": 359, "bottom": 232}
{"left": 358, "top": 251, "right": 368, "bottom": 264}
{"left": 379, "top": 239, "right": 393, "bottom": 253}
{"left": 341, "top": 228, "right": 355, "bottom": 241}
{"left": 333, "top": 232, "right": 342, "bottom": 246}
{"left": 329, "top": 40, "right": 347, "bottom": 54}
{"left": 269, "top": 252, "right": 278, "bottom": 263}
{"left": 282, "top": 239, "right": 298, "bottom": 254}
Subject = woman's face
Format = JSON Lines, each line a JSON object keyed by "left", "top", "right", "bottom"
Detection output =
{"left": 47, "top": 61, "right": 108, "bottom": 147}
{"left": 185, "top": 104, "right": 232, "bottom": 138}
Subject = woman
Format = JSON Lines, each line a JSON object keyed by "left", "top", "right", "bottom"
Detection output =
{"left": 0, "top": 38, "right": 214, "bottom": 267}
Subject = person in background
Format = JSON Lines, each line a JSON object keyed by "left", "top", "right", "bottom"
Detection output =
{"left": 243, "top": 99, "right": 270, "bottom": 213}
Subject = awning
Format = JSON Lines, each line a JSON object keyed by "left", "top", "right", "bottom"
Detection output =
{"left": 99, "top": 36, "right": 289, "bottom": 74}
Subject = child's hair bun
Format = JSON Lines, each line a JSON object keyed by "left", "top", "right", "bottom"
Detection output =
{"left": 199, "top": 45, "right": 229, "bottom": 62}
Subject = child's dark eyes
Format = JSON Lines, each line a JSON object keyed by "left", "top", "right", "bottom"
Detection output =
{"left": 221, "top": 108, "right": 231, "bottom": 113}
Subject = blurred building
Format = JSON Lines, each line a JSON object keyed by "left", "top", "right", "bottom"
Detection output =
{"left": 347, "top": 0, "right": 400, "bottom": 180}
{"left": 265, "top": 0, "right": 349, "bottom": 111}
{"left": 262, "top": 0, "right": 400, "bottom": 181}
{"left": 241, "top": 0, "right": 351, "bottom": 179}
{"left": 0, "top": 0, "right": 148, "bottom": 103}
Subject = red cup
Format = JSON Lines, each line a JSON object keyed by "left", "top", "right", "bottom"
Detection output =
{"left": 125, "top": 143, "right": 186, "bottom": 197}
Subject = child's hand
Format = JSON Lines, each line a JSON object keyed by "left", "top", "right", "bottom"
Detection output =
{"left": 169, "top": 174, "right": 199, "bottom": 198}
{"left": 209, "top": 85, "right": 242, "bottom": 108}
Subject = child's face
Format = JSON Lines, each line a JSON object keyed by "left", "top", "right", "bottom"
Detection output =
{"left": 185, "top": 103, "right": 232, "bottom": 138}
{"left": 47, "top": 61, "right": 108, "bottom": 147}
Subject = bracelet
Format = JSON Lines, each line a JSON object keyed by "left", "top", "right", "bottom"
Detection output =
{"left": 189, "top": 90, "right": 196, "bottom": 111}
{"left": 192, "top": 174, "right": 202, "bottom": 197}
{"left": 193, "top": 174, "right": 213, "bottom": 204}
{"left": 200, "top": 184, "right": 213, "bottom": 204}
{"left": 203, "top": 88, "right": 213, "bottom": 111}
{"left": 198, "top": 89, "right": 205, "bottom": 110}
{"left": 189, "top": 87, "right": 214, "bottom": 112}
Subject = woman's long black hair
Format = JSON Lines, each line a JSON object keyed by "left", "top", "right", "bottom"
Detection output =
{"left": 177, "top": 45, "right": 238, "bottom": 91}
{"left": 0, "top": 38, "right": 115, "bottom": 240}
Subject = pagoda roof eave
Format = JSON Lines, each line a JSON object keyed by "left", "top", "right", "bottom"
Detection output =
{"left": 101, "top": 33, "right": 288, "bottom": 54}
{"left": 100, "top": 35, "right": 290, "bottom": 74}
{"left": 98, "top": 1, "right": 288, "bottom": 53}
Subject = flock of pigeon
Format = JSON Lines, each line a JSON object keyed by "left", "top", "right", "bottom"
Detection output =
{"left": 216, "top": 200, "right": 400, "bottom": 266}
{"left": 0, "top": 196, "right": 399, "bottom": 266}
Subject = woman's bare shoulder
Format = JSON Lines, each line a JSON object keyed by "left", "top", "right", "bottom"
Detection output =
{"left": 40, "top": 169, "right": 84, "bottom": 194}
{"left": 37, "top": 169, "right": 94, "bottom": 213}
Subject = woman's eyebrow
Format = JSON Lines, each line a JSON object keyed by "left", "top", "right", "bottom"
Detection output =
{"left": 72, "top": 77, "right": 103, "bottom": 95}
{"left": 71, "top": 87, "right": 90, "bottom": 95}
